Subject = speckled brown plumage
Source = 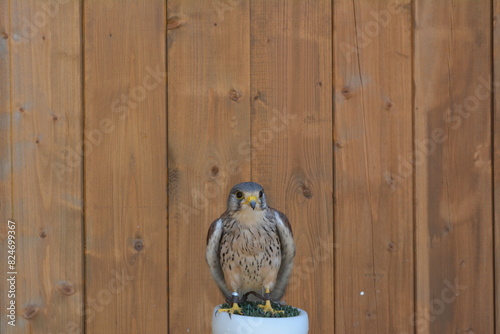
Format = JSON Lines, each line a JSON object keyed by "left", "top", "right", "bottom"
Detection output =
{"left": 206, "top": 182, "right": 295, "bottom": 310}
{"left": 219, "top": 210, "right": 282, "bottom": 295}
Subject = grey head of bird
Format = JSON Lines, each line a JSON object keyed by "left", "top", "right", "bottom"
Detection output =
{"left": 227, "top": 182, "right": 268, "bottom": 212}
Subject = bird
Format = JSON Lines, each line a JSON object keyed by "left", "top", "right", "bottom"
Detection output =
{"left": 206, "top": 182, "right": 296, "bottom": 315}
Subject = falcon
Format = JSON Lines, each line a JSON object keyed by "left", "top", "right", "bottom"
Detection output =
{"left": 206, "top": 182, "right": 295, "bottom": 315}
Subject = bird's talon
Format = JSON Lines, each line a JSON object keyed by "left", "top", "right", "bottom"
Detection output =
{"left": 258, "top": 300, "right": 284, "bottom": 315}
{"left": 218, "top": 303, "right": 242, "bottom": 315}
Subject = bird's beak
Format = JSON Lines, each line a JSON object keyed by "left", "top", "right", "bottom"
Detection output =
{"left": 245, "top": 196, "right": 258, "bottom": 210}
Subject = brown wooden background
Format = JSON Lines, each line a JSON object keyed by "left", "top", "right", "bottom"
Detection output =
{"left": 0, "top": 0, "right": 498, "bottom": 333}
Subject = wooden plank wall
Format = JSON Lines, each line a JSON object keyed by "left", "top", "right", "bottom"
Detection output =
{"left": 0, "top": 0, "right": 497, "bottom": 333}
{"left": 249, "top": 1, "right": 334, "bottom": 331}
{"left": 84, "top": 1, "right": 167, "bottom": 333}
{"left": 167, "top": 0, "right": 251, "bottom": 332}
{"left": 1, "top": 1, "right": 84, "bottom": 333}
{"left": 0, "top": 0, "right": 13, "bottom": 330}
{"left": 415, "top": 1, "right": 493, "bottom": 332}
{"left": 334, "top": 0, "right": 413, "bottom": 332}
{"left": 495, "top": 0, "right": 500, "bottom": 332}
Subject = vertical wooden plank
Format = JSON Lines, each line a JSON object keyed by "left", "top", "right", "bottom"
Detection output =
{"left": 415, "top": 0, "right": 493, "bottom": 332}
{"left": 84, "top": 1, "right": 167, "bottom": 333}
{"left": 250, "top": 1, "right": 334, "bottom": 332}
{"left": 0, "top": 0, "right": 12, "bottom": 330}
{"left": 167, "top": 0, "right": 250, "bottom": 332}
{"left": 5, "top": 0, "right": 84, "bottom": 333}
{"left": 333, "top": 0, "right": 413, "bottom": 332}
{"left": 495, "top": 1, "right": 500, "bottom": 333}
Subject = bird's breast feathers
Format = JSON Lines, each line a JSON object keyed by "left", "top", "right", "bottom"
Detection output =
{"left": 222, "top": 209, "right": 281, "bottom": 262}
{"left": 231, "top": 208, "right": 267, "bottom": 227}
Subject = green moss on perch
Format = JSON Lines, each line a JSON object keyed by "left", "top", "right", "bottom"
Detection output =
{"left": 219, "top": 301, "right": 300, "bottom": 318}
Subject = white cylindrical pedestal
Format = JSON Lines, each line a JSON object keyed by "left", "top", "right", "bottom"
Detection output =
{"left": 211, "top": 305, "right": 309, "bottom": 334}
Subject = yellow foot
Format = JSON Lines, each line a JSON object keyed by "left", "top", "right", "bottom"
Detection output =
{"left": 258, "top": 300, "right": 284, "bottom": 315}
{"left": 218, "top": 302, "right": 242, "bottom": 315}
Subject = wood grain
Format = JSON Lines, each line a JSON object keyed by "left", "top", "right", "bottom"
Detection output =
{"left": 84, "top": 1, "right": 167, "bottom": 333}
{"left": 250, "top": 1, "right": 334, "bottom": 332}
{"left": 0, "top": 0, "right": 12, "bottom": 330}
{"left": 1, "top": 2, "right": 499, "bottom": 333}
{"left": 495, "top": 2, "right": 500, "bottom": 333}
{"left": 167, "top": 1, "right": 251, "bottom": 332}
{"left": 333, "top": 0, "right": 413, "bottom": 332}
{"left": 415, "top": 0, "right": 493, "bottom": 332}
{"left": 6, "top": 0, "right": 84, "bottom": 332}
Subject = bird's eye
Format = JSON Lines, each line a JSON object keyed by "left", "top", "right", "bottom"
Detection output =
{"left": 235, "top": 191, "right": 244, "bottom": 199}
{"left": 259, "top": 190, "right": 264, "bottom": 198}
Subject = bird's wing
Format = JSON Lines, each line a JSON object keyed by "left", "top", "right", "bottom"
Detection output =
{"left": 270, "top": 209, "right": 296, "bottom": 300}
{"left": 206, "top": 218, "right": 231, "bottom": 298}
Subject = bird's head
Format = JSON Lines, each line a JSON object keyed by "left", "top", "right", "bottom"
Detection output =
{"left": 227, "top": 182, "right": 267, "bottom": 212}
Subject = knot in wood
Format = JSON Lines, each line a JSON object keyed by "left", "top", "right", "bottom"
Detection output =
{"left": 167, "top": 18, "right": 181, "bottom": 30}
{"left": 134, "top": 239, "right": 144, "bottom": 251}
{"left": 22, "top": 305, "right": 40, "bottom": 320}
{"left": 210, "top": 165, "right": 220, "bottom": 177}
{"left": 341, "top": 86, "right": 353, "bottom": 99}
{"left": 387, "top": 242, "right": 396, "bottom": 252}
{"left": 228, "top": 89, "right": 241, "bottom": 102}
{"left": 57, "top": 281, "right": 76, "bottom": 296}
{"left": 302, "top": 186, "right": 312, "bottom": 199}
